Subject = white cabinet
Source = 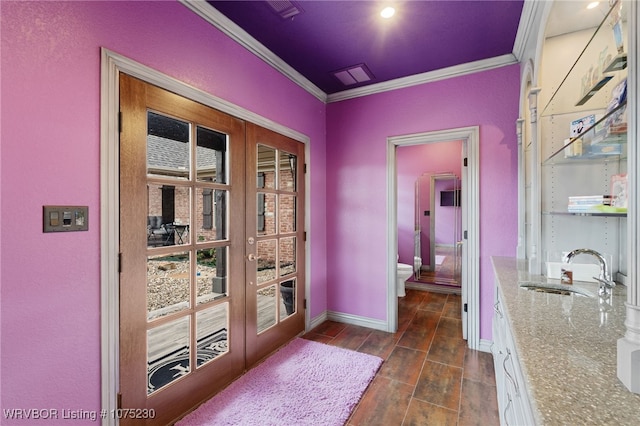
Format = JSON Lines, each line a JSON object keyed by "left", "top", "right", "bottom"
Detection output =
{"left": 492, "top": 287, "right": 535, "bottom": 426}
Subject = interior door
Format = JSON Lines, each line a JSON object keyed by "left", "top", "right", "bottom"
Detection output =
{"left": 460, "top": 146, "right": 469, "bottom": 340}
{"left": 119, "top": 74, "right": 246, "bottom": 425}
{"left": 245, "top": 123, "right": 306, "bottom": 366}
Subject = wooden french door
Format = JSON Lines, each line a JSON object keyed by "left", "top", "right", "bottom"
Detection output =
{"left": 119, "top": 74, "right": 305, "bottom": 424}
{"left": 245, "top": 123, "right": 306, "bottom": 366}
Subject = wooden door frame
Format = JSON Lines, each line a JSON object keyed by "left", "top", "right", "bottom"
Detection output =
{"left": 99, "top": 48, "right": 311, "bottom": 425}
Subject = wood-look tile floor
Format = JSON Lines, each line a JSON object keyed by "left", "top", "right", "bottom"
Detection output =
{"left": 302, "top": 289, "right": 499, "bottom": 426}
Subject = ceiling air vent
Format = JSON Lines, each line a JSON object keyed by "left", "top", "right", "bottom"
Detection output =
{"left": 267, "top": 1, "right": 303, "bottom": 19}
{"left": 332, "top": 64, "right": 374, "bottom": 86}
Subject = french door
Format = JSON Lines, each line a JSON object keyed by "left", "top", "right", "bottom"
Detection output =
{"left": 119, "top": 74, "right": 305, "bottom": 424}
{"left": 245, "top": 123, "right": 306, "bottom": 366}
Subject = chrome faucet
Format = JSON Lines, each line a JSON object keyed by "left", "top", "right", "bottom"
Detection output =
{"left": 563, "top": 248, "right": 615, "bottom": 296}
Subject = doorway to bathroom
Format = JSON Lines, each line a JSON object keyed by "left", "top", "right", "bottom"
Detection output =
{"left": 387, "top": 127, "right": 479, "bottom": 348}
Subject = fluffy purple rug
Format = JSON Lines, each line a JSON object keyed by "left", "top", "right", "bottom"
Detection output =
{"left": 177, "top": 338, "right": 383, "bottom": 425}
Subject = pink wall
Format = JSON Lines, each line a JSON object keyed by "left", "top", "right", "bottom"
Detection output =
{"left": 326, "top": 65, "right": 520, "bottom": 336}
{"left": 396, "top": 142, "right": 462, "bottom": 266}
{"left": 0, "top": 1, "right": 326, "bottom": 418}
{"left": 1, "top": 0, "right": 520, "bottom": 417}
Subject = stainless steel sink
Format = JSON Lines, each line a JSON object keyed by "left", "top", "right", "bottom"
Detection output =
{"left": 519, "top": 281, "right": 595, "bottom": 298}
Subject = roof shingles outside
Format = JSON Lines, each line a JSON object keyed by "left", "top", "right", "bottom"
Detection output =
{"left": 147, "top": 135, "right": 218, "bottom": 178}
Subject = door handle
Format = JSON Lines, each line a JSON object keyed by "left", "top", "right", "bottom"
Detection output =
{"left": 247, "top": 253, "right": 256, "bottom": 262}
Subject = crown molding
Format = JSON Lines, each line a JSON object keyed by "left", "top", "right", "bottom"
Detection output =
{"left": 182, "top": 0, "right": 523, "bottom": 105}
{"left": 180, "top": 0, "right": 327, "bottom": 103}
{"left": 326, "top": 54, "right": 518, "bottom": 103}
{"left": 512, "top": 0, "right": 544, "bottom": 61}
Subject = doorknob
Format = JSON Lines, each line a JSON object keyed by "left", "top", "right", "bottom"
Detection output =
{"left": 247, "top": 253, "right": 256, "bottom": 261}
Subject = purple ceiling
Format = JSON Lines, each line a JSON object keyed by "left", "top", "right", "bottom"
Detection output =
{"left": 209, "top": 1, "right": 524, "bottom": 94}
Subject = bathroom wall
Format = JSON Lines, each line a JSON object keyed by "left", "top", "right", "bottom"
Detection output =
{"left": 326, "top": 64, "right": 520, "bottom": 338}
{"left": 1, "top": 1, "right": 326, "bottom": 417}
{"left": 396, "top": 141, "right": 463, "bottom": 266}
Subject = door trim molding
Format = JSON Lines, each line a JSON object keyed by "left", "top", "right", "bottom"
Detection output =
{"left": 100, "top": 48, "right": 311, "bottom": 425}
{"left": 386, "top": 126, "right": 480, "bottom": 349}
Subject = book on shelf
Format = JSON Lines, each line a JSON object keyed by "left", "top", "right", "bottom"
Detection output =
{"left": 567, "top": 195, "right": 612, "bottom": 213}
{"left": 568, "top": 195, "right": 612, "bottom": 203}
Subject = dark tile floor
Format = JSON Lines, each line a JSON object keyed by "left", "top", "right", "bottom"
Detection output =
{"left": 302, "top": 289, "right": 499, "bottom": 426}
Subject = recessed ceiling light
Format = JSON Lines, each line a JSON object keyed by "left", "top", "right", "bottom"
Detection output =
{"left": 587, "top": 2, "right": 599, "bottom": 9}
{"left": 381, "top": 6, "right": 395, "bottom": 19}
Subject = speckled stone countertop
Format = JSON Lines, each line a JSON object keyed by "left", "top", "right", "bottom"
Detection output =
{"left": 492, "top": 256, "right": 640, "bottom": 425}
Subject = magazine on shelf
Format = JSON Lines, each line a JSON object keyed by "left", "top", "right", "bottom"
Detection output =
{"left": 570, "top": 114, "right": 595, "bottom": 138}
{"left": 611, "top": 173, "right": 628, "bottom": 208}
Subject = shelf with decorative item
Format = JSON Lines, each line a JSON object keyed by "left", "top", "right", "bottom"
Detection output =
{"left": 603, "top": 52, "right": 627, "bottom": 73}
{"left": 575, "top": 53, "right": 627, "bottom": 106}
{"left": 543, "top": 99, "right": 627, "bottom": 165}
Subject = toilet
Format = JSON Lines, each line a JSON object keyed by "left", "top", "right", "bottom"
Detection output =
{"left": 396, "top": 263, "right": 413, "bottom": 297}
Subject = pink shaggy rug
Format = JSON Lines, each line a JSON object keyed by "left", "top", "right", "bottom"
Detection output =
{"left": 177, "top": 338, "right": 383, "bottom": 426}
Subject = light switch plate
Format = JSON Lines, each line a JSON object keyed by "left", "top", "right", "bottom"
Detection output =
{"left": 43, "top": 206, "right": 89, "bottom": 232}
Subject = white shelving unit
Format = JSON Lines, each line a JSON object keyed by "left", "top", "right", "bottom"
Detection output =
{"left": 538, "top": 0, "right": 628, "bottom": 282}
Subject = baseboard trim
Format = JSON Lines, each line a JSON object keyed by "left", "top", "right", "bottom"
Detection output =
{"left": 326, "top": 311, "right": 389, "bottom": 332}
{"left": 478, "top": 339, "right": 493, "bottom": 353}
{"left": 308, "top": 311, "right": 328, "bottom": 332}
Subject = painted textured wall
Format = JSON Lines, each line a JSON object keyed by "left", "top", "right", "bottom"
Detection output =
{"left": 1, "top": 0, "right": 520, "bottom": 417}
{"left": 0, "top": 0, "right": 326, "bottom": 417}
{"left": 396, "top": 141, "right": 463, "bottom": 266}
{"left": 326, "top": 64, "right": 520, "bottom": 338}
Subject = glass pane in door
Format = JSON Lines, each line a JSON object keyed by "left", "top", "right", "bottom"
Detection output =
{"left": 196, "top": 303, "right": 229, "bottom": 368}
{"left": 147, "top": 111, "right": 190, "bottom": 180}
{"left": 147, "top": 316, "right": 190, "bottom": 395}
{"left": 147, "top": 183, "right": 190, "bottom": 247}
{"left": 195, "top": 188, "right": 227, "bottom": 242}
{"left": 257, "top": 193, "right": 276, "bottom": 236}
{"left": 279, "top": 279, "right": 296, "bottom": 320}
{"left": 196, "top": 126, "right": 227, "bottom": 183}
{"left": 257, "top": 145, "right": 276, "bottom": 189}
{"left": 279, "top": 195, "right": 296, "bottom": 233}
{"left": 147, "top": 252, "right": 190, "bottom": 321}
{"left": 279, "top": 237, "right": 296, "bottom": 277}
{"left": 257, "top": 239, "right": 277, "bottom": 284}
{"left": 279, "top": 151, "right": 297, "bottom": 191}
{"left": 197, "top": 247, "right": 228, "bottom": 304}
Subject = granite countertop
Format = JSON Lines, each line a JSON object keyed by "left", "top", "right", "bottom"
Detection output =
{"left": 491, "top": 256, "right": 640, "bottom": 425}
